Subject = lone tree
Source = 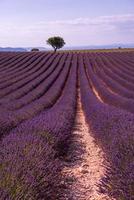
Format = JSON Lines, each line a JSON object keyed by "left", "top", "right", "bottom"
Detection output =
{"left": 46, "top": 36, "right": 65, "bottom": 52}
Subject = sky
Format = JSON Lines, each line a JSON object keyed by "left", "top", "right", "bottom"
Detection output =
{"left": 0, "top": 0, "right": 134, "bottom": 47}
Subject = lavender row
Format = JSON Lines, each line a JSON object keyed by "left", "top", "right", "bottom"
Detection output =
{"left": 79, "top": 54, "right": 134, "bottom": 199}
{"left": 0, "top": 53, "right": 58, "bottom": 98}
{"left": 102, "top": 54, "right": 134, "bottom": 81}
{"left": 94, "top": 55, "right": 134, "bottom": 92}
{"left": 0, "top": 52, "right": 35, "bottom": 75}
{"left": 1, "top": 53, "right": 67, "bottom": 110}
{"left": 104, "top": 53, "right": 134, "bottom": 75}
{"left": 108, "top": 52, "right": 134, "bottom": 70}
{"left": 84, "top": 53, "right": 134, "bottom": 113}
{"left": 92, "top": 57, "right": 134, "bottom": 99}
{"left": 0, "top": 54, "right": 62, "bottom": 103}
{"left": 0, "top": 52, "right": 31, "bottom": 73}
{"left": 0, "top": 54, "right": 77, "bottom": 199}
{"left": 0, "top": 52, "right": 46, "bottom": 84}
{"left": 102, "top": 53, "right": 134, "bottom": 78}
{"left": 0, "top": 52, "right": 24, "bottom": 68}
{"left": 0, "top": 52, "right": 18, "bottom": 65}
{"left": 10, "top": 53, "right": 77, "bottom": 143}
{"left": 0, "top": 131, "right": 60, "bottom": 199}
{"left": 0, "top": 53, "right": 53, "bottom": 90}
{"left": 0, "top": 53, "right": 72, "bottom": 136}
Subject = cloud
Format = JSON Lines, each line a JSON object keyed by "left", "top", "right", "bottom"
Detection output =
{"left": 38, "top": 14, "right": 134, "bottom": 27}
{"left": 1, "top": 14, "right": 134, "bottom": 32}
{"left": 0, "top": 14, "right": 134, "bottom": 46}
{"left": 33, "top": 14, "right": 134, "bottom": 35}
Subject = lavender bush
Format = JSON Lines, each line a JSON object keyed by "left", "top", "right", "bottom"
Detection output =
{"left": 0, "top": 53, "right": 77, "bottom": 199}
{"left": 0, "top": 53, "right": 45, "bottom": 85}
{"left": 0, "top": 52, "right": 32, "bottom": 74}
{"left": 0, "top": 53, "right": 64, "bottom": 106}
{"left": 0, "top": 132, "right": 60, "bottom": 199}
{"left": 79, "top": 53, "right": 134, "bottom": 199}
{"left": 0, "top": 54, "right": 72, "bottom": 137}
{"left": 84, "top": 53, "right": 134, "bottom": 113}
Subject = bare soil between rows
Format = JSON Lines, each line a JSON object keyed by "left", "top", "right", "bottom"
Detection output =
{"left": 57, "top": 90, "right": 111, "bottom": 200}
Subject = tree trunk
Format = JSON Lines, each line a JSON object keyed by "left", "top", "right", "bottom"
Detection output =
{"left": 54, "top": 47, "right": 57, "bottom": 53}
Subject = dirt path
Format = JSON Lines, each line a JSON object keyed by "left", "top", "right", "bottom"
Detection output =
{"left": 59, "top": 90, "right": 111, "bottom": 200}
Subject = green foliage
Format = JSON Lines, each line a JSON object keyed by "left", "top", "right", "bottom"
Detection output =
{"left": 31, "top": 48, "right": 39, "bottom": 52}
{"left": 46, "top": 36, "right": 65, "bottom": 52}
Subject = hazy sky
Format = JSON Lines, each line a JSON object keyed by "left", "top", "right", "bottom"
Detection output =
{"left": 0, "top": 0, "right": 134, "bottom": 47}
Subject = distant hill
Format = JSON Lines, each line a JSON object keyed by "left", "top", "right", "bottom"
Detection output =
{"left": 0, "top": 44, "right": 134, "bottom": 52}
{"left": 0, "top": 47, "right": 27, "bottom": 52}
{"left": 62, "top": 44, "right": 134, "bottom": 50}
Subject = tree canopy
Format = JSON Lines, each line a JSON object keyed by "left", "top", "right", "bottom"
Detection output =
{"left": 46, "top": 36, "right": 65, "bottom": 52}
{"left": 31, "top": 48, "right": 39, "bottom": 52}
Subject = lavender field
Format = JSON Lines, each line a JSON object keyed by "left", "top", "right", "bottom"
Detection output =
{"left": 0, "top": 51, "right": 134, "bottom": 200}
